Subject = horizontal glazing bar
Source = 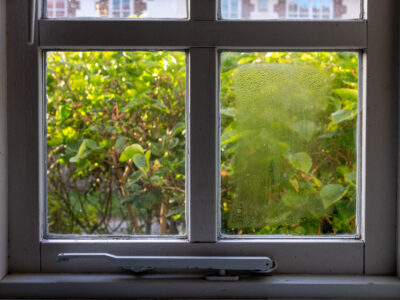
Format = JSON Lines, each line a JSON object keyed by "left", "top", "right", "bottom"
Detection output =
{"left": 39, "top": 20, "right": 367, "bottom": 49}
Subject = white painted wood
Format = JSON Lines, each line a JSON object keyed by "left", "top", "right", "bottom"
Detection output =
{"left": 363, "top": 0, "right": 398, "bottom": 275}
{"left": 190, "top": 0, "right": 216, "bottom": 20}
{"left": 0, "top": 0, "right": 7, "bottom": 281}
{"left": 38, "top": 20, "right": 367, "bottom": 49}
{"left": 6, "top": 0, "right": 41, "bottom": 272}
{"left": 40, "top": 239, "right": 363, "bottom": 274}
{"left": 188, "top": 48, "right": 218, "bottom": 242}
{"left": 5, "top": 0, "right": 398, "bottom": 281}
{"left": 1, "top": 274, "right": 400, "bottom": 299}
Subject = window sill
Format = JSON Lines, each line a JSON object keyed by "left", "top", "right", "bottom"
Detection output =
{"left": 1, "top": 274, "right": 400, "bottom": 299}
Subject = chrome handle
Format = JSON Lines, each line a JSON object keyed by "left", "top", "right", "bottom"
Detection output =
{"left": 58, "top": 253, "right": 277, "bottom": 274}
{"left": 28, "top": 0, "right": 37, "bottom": 45}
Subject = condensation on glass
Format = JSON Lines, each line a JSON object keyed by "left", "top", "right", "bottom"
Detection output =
{"left": 219, "top": 0, "right": 362, "bottom": 20}
{"left": 46, "top": 51, "right": 186, "bottom": 236}
{"left": 45, "top": 0, "right": 188, "bottom": 19}
{"left": 220, "top": 52, "right": 358, "bottom": 235}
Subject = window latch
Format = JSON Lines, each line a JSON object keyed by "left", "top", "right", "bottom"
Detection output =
{"left": 58, "top": 253, "right": 277, "bottom": 280}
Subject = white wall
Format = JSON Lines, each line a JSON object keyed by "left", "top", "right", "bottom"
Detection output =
{"left": 0, "top": 0, "right": 7, "bottom": 280}
{"left": 340, "top": 0, "right": 361, "bottom": 19}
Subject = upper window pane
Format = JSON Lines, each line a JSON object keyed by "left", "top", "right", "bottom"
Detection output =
{"left": 46, "top": 0, "right": 188, "bottom": 19}
{"left": 219, "top": 0, "right": 361, "bottom": 20}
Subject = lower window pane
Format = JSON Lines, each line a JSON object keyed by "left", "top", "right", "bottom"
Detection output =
{"left": 46, "top": 51, "right": 186, "bottom": 236}
{"left": 220, "top": 52, "right": 358, "bottom": 235}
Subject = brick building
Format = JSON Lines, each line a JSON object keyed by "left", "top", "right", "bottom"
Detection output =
{"left": 47, "top": 0, "right": 359, "bottom": 19}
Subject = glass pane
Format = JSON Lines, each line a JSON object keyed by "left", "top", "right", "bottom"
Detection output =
{"left": 220, "top": 52, "right": 358, "bottom": 235}
{"left": 46, "top": 51, "right": 186, "bottom": 236}
{"left": 220, "top": 0, "right": 361, "bottom": 20}
{"left": 46, "top": 0, "right": 188, "bottom": 19}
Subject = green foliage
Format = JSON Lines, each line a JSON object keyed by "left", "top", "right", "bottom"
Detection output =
{"left": 47, "top": 51, "right": 186, "bottom": 235}
{"left": 220, "top": 52, "right": 358, "bottom": 235}
{"left": 47, "top": 50, "right": 358, "bottom": 237}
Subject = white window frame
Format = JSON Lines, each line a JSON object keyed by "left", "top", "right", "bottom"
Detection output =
{"left": 286, "top": 0, "right": 334, "bottom": 19}
{"left": 109, "top": 0, "right": 134, "bottom": 18}
{"left": 1, "top": 0, "right": 400, "bottom": 298}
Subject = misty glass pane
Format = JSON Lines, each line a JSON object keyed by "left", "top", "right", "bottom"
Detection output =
{"left": 46, "top": 51, "right": 186, "bottom": 236}
{"left": 220, "top": 52, "right": 358, "bottom": 235}
{"left": 219, "top": 0, "right": 361, "bottom": 20}
{"left": 46, "top": 0, "right": 187, "bottom": 19}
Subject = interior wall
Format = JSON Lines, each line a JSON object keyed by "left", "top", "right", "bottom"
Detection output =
{"left": 0, "top": 0, "right": 7, "bottom": 280}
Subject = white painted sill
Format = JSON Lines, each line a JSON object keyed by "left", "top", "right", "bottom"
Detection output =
{"left": 0, "top": 274, "right": 400, "bottom": 299}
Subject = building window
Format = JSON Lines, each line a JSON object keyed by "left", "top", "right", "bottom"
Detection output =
{"left": 111, "top": 0, "right": 132, "bottom": 17}
{"left": 221, "top": 0, "right": 242, "bottom": 19}
{"left": 258, "top": 0, "right": 268, "bottom": 12}
{"left": 287, "top": 0, "right": 333, "bottom": 19}
{"left": 47, "top": 0, "right": 68, "bottom": 18}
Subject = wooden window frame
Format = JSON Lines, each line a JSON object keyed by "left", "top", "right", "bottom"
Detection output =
{"left": 3, "top": 0, "right": 399, "bottom": 283}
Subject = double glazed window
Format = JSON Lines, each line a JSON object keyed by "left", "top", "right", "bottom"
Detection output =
{"left": 7, "top": 0, "right": 398, "bottom": 276}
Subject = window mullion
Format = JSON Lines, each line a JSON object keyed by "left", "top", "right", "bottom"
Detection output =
{"left": 188, "top": 47, "right": 218, "bottom": 242}
{"left": 189, "top": 0, "right": 216, "bottom": 21}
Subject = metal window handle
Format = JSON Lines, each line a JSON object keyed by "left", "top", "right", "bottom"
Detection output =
{"left": 58, "top": 253, "right": 277, "bottom": 274}
{"left": 28, "top": 0, "right": 37, "bottom": 45}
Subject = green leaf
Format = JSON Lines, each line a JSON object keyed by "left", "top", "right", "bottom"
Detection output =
{"left": 320, "top": 184, "right": 348, "bottom": 208}
{"left": 221, "top": 107, "right": 236, "bottom": 118}
{"left": 128, "top": 171, "right": 143, "bottom": 185}
{"left": 171, "top": 122, "right": 185, "bottom": 136}
{"left": 70, "top": 139, "right": 97, "bottom": 163}
{"left": 133, "top": 154, "right": 147, "bottom": 173}
{"left": 288, "top": 152, "right": 312, "bottom": 173}
{"left": 115, "top": 137, "right": 128, "bottom": 153}
{"left": 145, "top": 150, "right": 151, "bottom": 169}
{"left": 221, "top": 127, "right": 239, "bottom": 146}
{"left": 290, "top": 120, "right": 318, "bottom": 141}
{"left": 333, "top": 88, "right": 358, "bottom": 102}
{"left": 168, "top": 138, "right": 179, "bottom": 149}
{"left": 331, "top": 109, "right": 356, "bottom": 124}
{"left": 119, "top": 144, "right": 144, "bottom": 162}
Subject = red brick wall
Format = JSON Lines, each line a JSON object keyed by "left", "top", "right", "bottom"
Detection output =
{"left": 333, "top": 0, "right": 346, "bottom": 18}
{"left": 274, "top": 0, "right": 286, "bottom": 18}
{"left": 97, "top": 0, "right": 109, "bottom": 16}
{"left": 67, "top": 0, "right": 80, "bottom": 17}
{"left": 134, "top": 0, "right": 147, "bottom": 15}
{"left": 242, "top": 0, "right": 255, "bottom": 19}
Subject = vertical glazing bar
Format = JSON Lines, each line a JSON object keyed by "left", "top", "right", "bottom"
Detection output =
{"left": 189, "top": 0, "right": 217, "bottom": 20}
{"left": 188, "top": 48, "right": 218, "bottom": 242}
{"left": 188, "top": 1, "right": 218, "bottom": 242}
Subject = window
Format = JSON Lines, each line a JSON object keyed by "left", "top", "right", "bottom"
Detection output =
{"left": 287, "top": 0, "right": 333, "bottom": 19}
{"left": 3, "top": 0, "right": 400, "bottom": 296}
{"left": 110, "top": 0, "right": 132, "bottom": 17}
{"left": 258, "top": 0, "right": 268, "bottom": 12}
{"left": 47, "top": 0, "right": 68, "bottom": 18}
{"left": 221, "top": 0, "right": 242, "bottom": 19}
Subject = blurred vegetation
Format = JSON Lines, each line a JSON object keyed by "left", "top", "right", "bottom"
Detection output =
{"left": 47, "top": 51, "right": 358, "bottom": 236}
{"left": 221, "top": 52, "right": 358, "bottom": 235}
{"left": 47, "top": 51, "right": 186, "bottom": 235}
